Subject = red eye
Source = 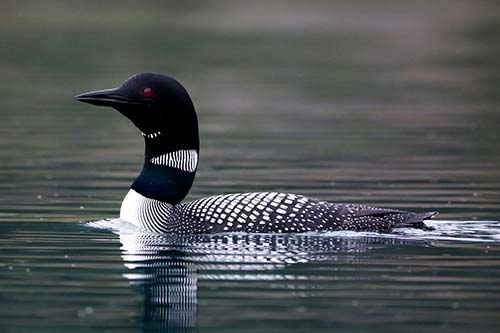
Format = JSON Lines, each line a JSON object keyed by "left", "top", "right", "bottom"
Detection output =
{"left": 143, "top": 87, "right": 152, "bottom": 97}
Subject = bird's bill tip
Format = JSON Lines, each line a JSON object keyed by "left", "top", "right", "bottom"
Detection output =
{"left": 74, "top": 88, "right": 117, "bottom": 106}
{"left": 74, "top": 88, "right": 140, "bottom": 107}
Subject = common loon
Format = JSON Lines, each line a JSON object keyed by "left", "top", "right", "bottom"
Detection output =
{"left": 75, "top": 73, "right": 437, "bottom": 234}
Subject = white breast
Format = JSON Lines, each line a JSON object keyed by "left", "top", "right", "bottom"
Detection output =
{"left": 120, "top": 189, "right": 176, "bottom": 232}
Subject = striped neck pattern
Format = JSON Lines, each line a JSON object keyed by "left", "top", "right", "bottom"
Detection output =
{"left": 150, "top": 149, "right": 198, "bottom": 172}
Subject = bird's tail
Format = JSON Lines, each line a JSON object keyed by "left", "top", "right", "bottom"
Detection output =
{"left": 352, "top": 208, "right": 438, "bottom": 231}
{"left": 400, "top": 211, "right": 438, "bottom": 229}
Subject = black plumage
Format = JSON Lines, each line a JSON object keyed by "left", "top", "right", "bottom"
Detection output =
{"left": 75, "top": 73, "right": 437, "bottom": 233}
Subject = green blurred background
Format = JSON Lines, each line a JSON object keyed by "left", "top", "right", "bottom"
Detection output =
{"left": 1, "top": 0, "right": 499, "bottom": 222}
{"left": 1, "top": 2, "right": 500, "bottom": 333}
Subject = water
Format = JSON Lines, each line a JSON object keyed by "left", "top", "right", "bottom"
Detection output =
{"left": 1, "top": 1, "right": 500, "bottom": 332}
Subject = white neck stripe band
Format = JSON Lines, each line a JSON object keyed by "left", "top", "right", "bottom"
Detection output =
{"left": 150, "top": 149, "right": 198, "bottom": 172}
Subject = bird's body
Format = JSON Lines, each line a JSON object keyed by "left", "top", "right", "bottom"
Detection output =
{"left": 121, "top": 188, "right": 434, "bottom": 234}
{"left": 75, "top": 73, "right": 436, "bottom": 234}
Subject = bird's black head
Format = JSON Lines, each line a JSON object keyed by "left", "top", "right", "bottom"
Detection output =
{"left": 75, "top": 73, "right": 199, "bottom": 153}
{"left": 75, "top": 73, "right": 200, "bottom": 204}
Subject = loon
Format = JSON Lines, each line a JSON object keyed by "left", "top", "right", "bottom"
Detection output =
{"left": 75, "top": 73, "right": 437, "bottom": 234}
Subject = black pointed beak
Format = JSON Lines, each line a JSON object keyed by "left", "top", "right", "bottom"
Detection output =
{"left": 74, "top": 88, "right": 141, "bottom": 107}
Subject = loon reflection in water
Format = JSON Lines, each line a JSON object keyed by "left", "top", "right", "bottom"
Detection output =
{"left": 75, "top": 73, "right": 436, "bottom": 234}
{"left": 110, "top": 220, "right": 430, "bottom": 332}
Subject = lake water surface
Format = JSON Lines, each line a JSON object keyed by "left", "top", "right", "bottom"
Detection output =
{"left": 1, "top": 1, "right": 500, "bottom": 332}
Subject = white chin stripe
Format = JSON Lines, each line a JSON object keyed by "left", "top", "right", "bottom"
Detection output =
{"left": 141, "top": 131, "right": 162, "bottom": 139}
{"left": 150, "top": 149, "right": 198, "bottom": 172}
